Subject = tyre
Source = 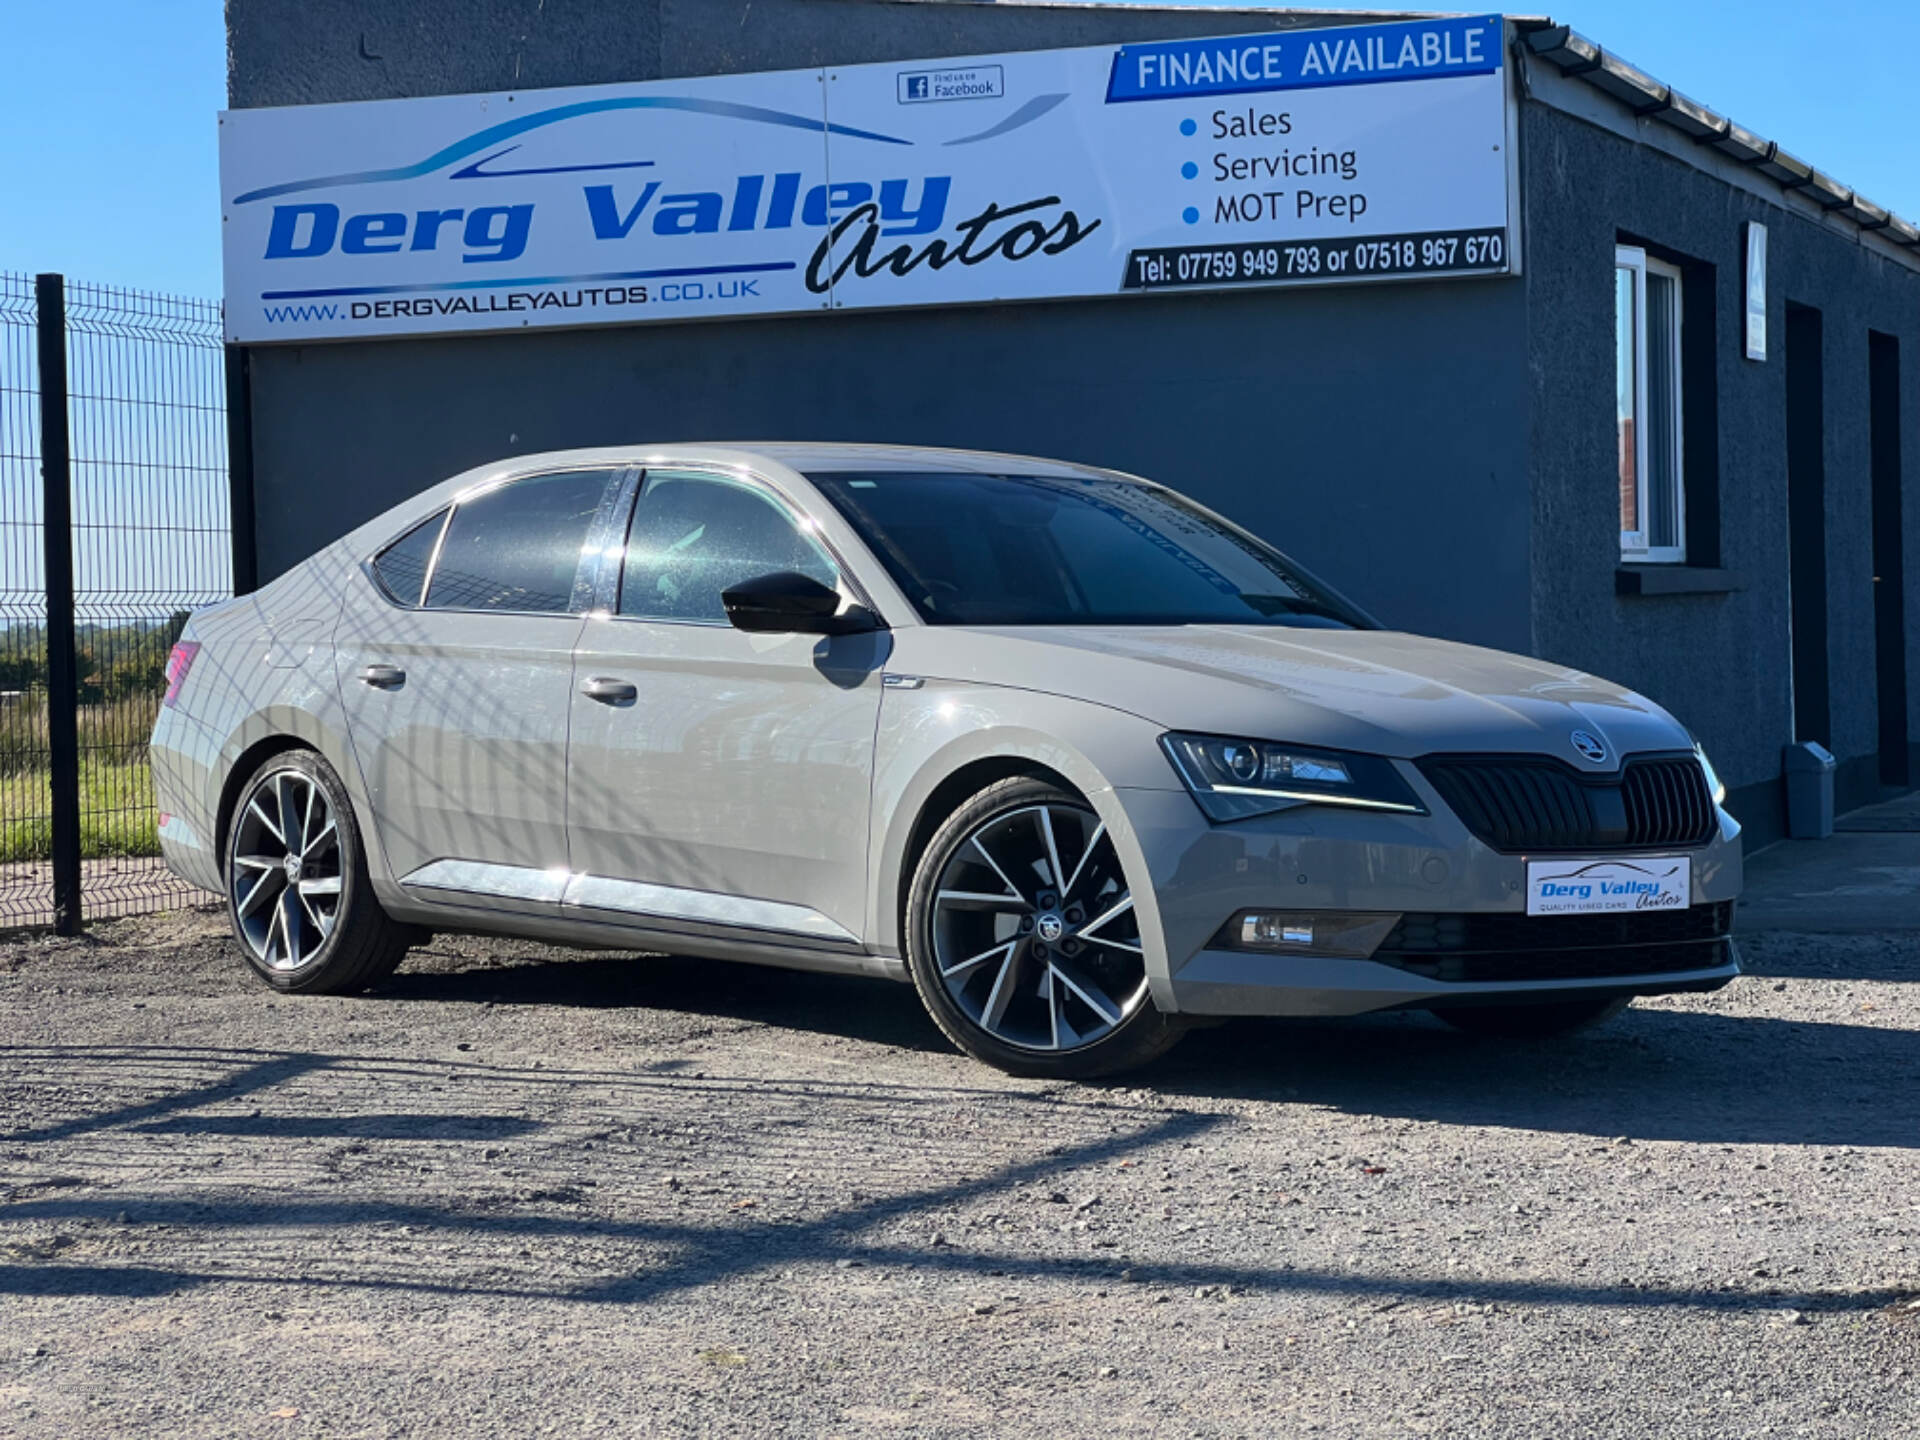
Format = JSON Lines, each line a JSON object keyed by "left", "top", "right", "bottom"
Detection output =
{"left": 223, "top": 748, "right": 414, "bottom": 994}
{"left": 1431, "top": 995, "right": 1631, "bottom": 1039}
{"left": 904, "top": 776, "right": 1185, "bottom": 1079}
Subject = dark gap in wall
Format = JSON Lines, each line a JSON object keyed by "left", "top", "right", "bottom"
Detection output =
{"left": 1726, "top": 775, "right": 1785, "bottom": 853}
{"left": 1868, "top": 329, "right": 1909, "bottom": 786}
{"left": 1784, "top": 301, "right": 1830, "bottom": 750}
{"left": 1618, "top": 232, "right": 1719, "bottom": 566}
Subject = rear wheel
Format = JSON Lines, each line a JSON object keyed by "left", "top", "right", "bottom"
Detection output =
{"left": 224, "top": 749, "right": 413, "bottom": 994}
{"left": 904, "top": 777, "right": 1185, "bottom": 1079}
{"left": 1431, "top": 995, "right": 1630, "bottom": 1039}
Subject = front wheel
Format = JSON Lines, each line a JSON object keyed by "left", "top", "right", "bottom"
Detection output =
{"left": 1431, "top": 995, "right": 1631, "bottom": 1039}
{"left": 224, "top": 748, "right": 414, "bottom": 994}
{"left": 904, "top": 777, "right": 1185, "bottom": 1079}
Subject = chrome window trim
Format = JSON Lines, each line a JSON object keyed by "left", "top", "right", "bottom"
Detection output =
{"left": 418, "top": 504, "right": 454, "bottom": 605}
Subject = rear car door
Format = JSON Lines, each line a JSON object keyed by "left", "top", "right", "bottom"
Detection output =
{"left": 565, "top": 467, "right": 888, "bottom": 945}
{"left": 336, "top": 467, "right": 627, "bottom": 909}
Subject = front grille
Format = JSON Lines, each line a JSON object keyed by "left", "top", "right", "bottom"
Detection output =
{"left": 1418, "top": 752, "right": 1716, "bottom": 853}
{"left": 1374, "top": 902, "right": 1734, "bottom": 983}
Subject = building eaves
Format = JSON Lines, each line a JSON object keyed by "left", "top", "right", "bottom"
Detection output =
{"left": 1517, "top": 20, "right": 1920, "bottom": 264}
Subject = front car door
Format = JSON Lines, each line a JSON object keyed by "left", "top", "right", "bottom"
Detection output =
{"left": 565, "top": 466, "right": 888, "bottom": 945}
{"left": 336, "top": 466, "right": 626, "bottom": 911}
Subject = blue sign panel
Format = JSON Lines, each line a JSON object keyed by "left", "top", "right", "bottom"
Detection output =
{"left": 1105, "top": 15, "right": 1503, "bottom": 104}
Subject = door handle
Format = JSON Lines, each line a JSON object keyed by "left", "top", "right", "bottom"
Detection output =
{"left": 581, "top": 675, "right": 637, "bottom": 704}
{"left": 358, "top": 664, "right": 406, "bottom": 689}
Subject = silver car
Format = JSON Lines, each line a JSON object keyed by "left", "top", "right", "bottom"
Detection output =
{"left": 152, "top": 444, "right": 1740, "bottom": 1077}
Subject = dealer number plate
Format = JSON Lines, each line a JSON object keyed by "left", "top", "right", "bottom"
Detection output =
{"left": 1525, "top": 857, "right": 1691, "bottom": 916}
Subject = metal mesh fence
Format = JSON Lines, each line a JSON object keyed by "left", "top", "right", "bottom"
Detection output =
{"left": 0, "top": 273, "right": 230, "bottom": 928}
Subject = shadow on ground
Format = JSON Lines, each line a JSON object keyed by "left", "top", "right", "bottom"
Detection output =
{"left": 376, "top": 942, "right": 1920, "bottom": 1152}
{"left": 384, "top": 944, "right": 954, "bottom": 1055}
{"left": 3, "top": 1083, "right": 1912, "bottom": 1319}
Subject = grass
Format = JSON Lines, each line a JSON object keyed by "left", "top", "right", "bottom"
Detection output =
{"left": 0, "top": 694, "right": 166, "bottom": 862}
{"left": 0, "top": 762, "right": 162, "bottom": 862}
{"left": 0, "top": 694, "right": 158, "bottom": 775}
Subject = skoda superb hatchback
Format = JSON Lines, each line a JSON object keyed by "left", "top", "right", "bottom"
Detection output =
{"left": 152, "top": 445, "right": 1740, "bottom": 1077}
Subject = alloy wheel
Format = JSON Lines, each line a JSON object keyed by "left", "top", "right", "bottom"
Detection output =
{"left": 929, "top": 802, "right": 1149, "bottom": 1053}
{"left": 229, "top": 768, "right": 344, "bottom": 970}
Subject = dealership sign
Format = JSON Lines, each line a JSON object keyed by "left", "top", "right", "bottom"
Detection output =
{"left": 219, "top": 14, "right": 1517, "bottom": 343}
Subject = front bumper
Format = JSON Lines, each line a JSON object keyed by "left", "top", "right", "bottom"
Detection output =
{"left": 1114, "top": 780, "right": 1743, "bottom": 1019}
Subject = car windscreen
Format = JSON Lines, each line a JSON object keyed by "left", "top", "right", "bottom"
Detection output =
{"left": 807, "top": 470, "right": 1368, "bottom": 628}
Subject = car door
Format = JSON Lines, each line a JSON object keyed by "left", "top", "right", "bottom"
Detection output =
{"left": 336, "top": 466, "right": 626, "bottom": 909}
{"left": 565, "top": 466, "right": 888, "bottom": 945}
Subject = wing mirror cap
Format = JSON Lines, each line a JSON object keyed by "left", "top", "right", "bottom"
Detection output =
{"left": 720, "top": 571, "right": 881, "bottom": 636}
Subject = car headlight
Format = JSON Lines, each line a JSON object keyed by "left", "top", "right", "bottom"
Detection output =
{"left": 1694, "top": 743, "right": 1728, "bottom": 805}
{"left": 1160, "top": 732, "right": 1427, "bottom": 823}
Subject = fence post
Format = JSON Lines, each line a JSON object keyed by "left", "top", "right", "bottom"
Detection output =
{"left": 35, "top": 273, "right": 81, "bottom": 935}
{"left": 225, "top": 344, "right": 258, "bottom": 595}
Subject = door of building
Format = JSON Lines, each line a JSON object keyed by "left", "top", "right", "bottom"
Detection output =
{"left": 1785, "top": 303, "right": 1830, "bottom": 749}
{"left": 1870, "top": 331, "right": 1910, "bottom": 786}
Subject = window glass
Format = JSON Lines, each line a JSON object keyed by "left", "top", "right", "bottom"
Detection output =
{"left": 809, "top": 471, "right": 1364, "bottom": 628}
{"left": 425, "top": 469, "right": 611, "bottom": 613}
{"left": 1616, "top": 245, "right": 1686, "bottom": 562}
{"left": 1645, "top": 269, "right": 1682, "bottom": 551}
{"left": 1615, "top": 263, "right": 1639, "bottom": 536}
{"left": 374, "top": 509, "right": 445, "bottom": 605}
{"left": 619, "top": 471, "right": 839, "bottom": 623}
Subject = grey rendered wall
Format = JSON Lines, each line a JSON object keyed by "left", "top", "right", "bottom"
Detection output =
{"left": 1521, "top": 97, "right": 1920, "bottom": 834}
{"left": 229, "top": 0, "right": 1537, "bottom": 651}
{"left": 246, "top": 276, "right": 1535, "bottom": 649}
{"left": 225, "top": 0, "right": 1392, "bottom": 108}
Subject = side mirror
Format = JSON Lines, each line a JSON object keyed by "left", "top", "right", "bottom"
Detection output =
{"left": 721, "top": 571, "right": 880, "bottom": 636}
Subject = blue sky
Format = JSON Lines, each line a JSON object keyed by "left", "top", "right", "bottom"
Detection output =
{"left": 1, "top": 1, "right": 1914, "bottom": 298}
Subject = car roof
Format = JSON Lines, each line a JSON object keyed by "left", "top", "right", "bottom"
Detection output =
{"left": 335, "top": 442, "right": 1144, "bottom": 564}
{"left": 714, "top": 443, "right": 1127, "bottom": 480}
{"left": 459, "top": 442, "right": 1131, "bottom": 483}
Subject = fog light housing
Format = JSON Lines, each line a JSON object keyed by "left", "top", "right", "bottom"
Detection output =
{"left": 1243, "top": 915, "right": 1316, "bottom": 946}
{"left": 1214, "top": 910, "right": 1402, "bottom": 958}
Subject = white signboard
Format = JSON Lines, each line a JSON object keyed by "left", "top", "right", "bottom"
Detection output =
{"left": 219, "top": 14, "right": 1516, "bottom": 343}
{"left": 1525, "top": 857, "right": 1691, "bottom": 917}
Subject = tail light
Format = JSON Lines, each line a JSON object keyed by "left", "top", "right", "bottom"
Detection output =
{"left": 162, "top": 641, "right": 200, "bottom": 707}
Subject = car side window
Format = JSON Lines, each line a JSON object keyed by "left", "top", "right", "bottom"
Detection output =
{"left": 424, "top": 469, "right": 614, "bottom": 614}
{"left": 373, "top": 509, "right": 447, "bottom": 605}
{"left": 619, "top": 471, "right": 839, "bottom": 623}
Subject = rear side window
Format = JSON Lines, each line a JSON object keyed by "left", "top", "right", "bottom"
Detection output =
{"left": 619, "top": 471, "right": 839, "bottom": 623}
{"left": 372, "top": 510, "right": 446, "bottom": 605}
{"left": 425, "top": 469, "right": 613, "bottom": 614}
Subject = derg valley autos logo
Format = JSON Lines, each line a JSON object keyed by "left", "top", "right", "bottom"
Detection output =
{"left": 234, "top": 91, "right": 1097, "bottom": 294}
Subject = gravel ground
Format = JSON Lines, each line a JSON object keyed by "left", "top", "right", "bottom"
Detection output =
{"left": 2, "top": 904, "right": 1917, "bottom": 1438}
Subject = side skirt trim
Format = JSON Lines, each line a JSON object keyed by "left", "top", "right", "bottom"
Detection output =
{"left": 399, "top": 858, "right": 859, "bottom": 945}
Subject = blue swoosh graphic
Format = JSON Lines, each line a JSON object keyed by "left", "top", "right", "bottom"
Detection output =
{"left": 942, "top": 93, "right": 1070, "bottom": 146}
{"left": 232, "top": 95, "right": 910, "bottom": 205}
{"left": 447, "top": 145, "right": 657, "bottom": 180}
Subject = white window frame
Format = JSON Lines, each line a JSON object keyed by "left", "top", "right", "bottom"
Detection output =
{"left": 1616, "top": 245, "right": 1687, "bottom": 563}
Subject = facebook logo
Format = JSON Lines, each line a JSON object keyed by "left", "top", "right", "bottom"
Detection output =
{"left": 898, "top": 65, "right": 1003, "bottom": 103}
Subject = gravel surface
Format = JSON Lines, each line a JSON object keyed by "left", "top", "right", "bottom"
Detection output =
{"left": 2, "top": 905, "right": 1917, "bottom": 1438}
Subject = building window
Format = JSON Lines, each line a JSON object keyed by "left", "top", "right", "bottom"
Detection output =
{"left": 1616, "top": 245, "right": 1685, "bottom": 562}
